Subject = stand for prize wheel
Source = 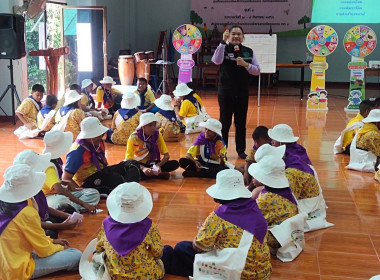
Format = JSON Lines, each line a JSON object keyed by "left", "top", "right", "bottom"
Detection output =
{"left": 343, "top": 25, "right": 377, "bottom": 111}
{"left": 306, "top": 25, "right": 338, "bottom": 111}
{"left": 172, "top": 24, "right": 202, "bottom": 84}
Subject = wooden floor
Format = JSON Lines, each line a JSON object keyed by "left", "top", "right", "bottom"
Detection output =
{"left": 1, "top": 84, "right": 380, "bottom": 279}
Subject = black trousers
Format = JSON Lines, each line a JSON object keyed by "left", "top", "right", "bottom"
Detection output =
{"left": 139, "top": 160, "right": 179, "bottom": 180}
{"left": 81, "top": 160, "right": 141, "bottom": 194}
{"left": 218, "top": 94, "right": 249, "bottom": 154}
{"left": 179, "top": 158, "right": 228, "bottom": 178}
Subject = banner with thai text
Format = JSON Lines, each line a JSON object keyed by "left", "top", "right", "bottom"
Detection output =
{"left": 190, "top": 0, "right": 312, "bottom": 34}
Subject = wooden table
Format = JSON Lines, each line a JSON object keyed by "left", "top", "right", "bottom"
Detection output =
{"left": 276, "top": 63, "right": 309, "bottom": 99}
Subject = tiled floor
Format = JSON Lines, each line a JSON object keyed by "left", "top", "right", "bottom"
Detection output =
{"left": 1, "top": 84, "right": 380, "bottom": 279}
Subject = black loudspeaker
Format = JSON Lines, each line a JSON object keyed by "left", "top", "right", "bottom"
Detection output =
{"left": 0, "top": 14, "right": 26, "bottom": 60}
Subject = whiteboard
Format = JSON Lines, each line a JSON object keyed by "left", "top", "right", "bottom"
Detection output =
{"left": 244, "top": 34, "right": 277, "bottom": 74}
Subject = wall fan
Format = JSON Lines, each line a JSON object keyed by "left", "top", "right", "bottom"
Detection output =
{"left": 13, "top": 0, "right": 47, "bottom": 19}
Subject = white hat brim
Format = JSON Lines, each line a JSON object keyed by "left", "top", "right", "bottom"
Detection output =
{"left": 154, "top": 99, "right": 173, "bottom": 111}
{"left": 268, "top": 128, "right": 299, "bottom": 143}
{"left": 43, "top": 132, "right": 73, "bottom": 159}
{"left": 106, "top": 185, "right": 153, "bottom": 223}
{"left": 255, "top": 144, "right": 286, "bottom": 163}
{"left": 206, "top": 183, "right": 252, "bottom": 200}
{"left": 63, "top": 95, "right": 83, "bottom": 107}
{"left": 121, "top": 95, "right": 141, "bottom": 109}
{"left": 199, "top": 121, "right": 222, "bottom": 137}
{"left": 100, "top": 80, "right": 116, "bottom": 85}
{"left": 248, "top": 162, "right": 289, "bottom": 189}
{"left": 362, "top": 116, "right": 380, "bottom": 123}
{"left": 0, "top": 171, "right": 46, "bottom": 203}
{"left": 173, "top": 88, "right": 192, "bottom": 97}
{"left": 136, "top": 115, "right": 161, "bottom": 130}
{"left": 77, "top": 123, "right": 109, "bottom": 139}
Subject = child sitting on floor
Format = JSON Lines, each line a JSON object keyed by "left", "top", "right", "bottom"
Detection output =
{"left": 107, "top": 91, "right": 141, "bottom": 145}
{"left": 0, "top": 164, "right": 82, "bottom": 280}
{"left": 154, "top": 94, "right": 181, "bottom": 142}
{"left": 135, "top": 77, "right": 159, "bottom": 113}
{"left": 179, "top": 118, "right": 229, "bottom": 178}
{"left": 94, "top": 182, "right": 173, "bottom": 279}
{"left": 37, "top": 94, "right": 58, "bottom": 133}
{"left": 14, "top": 84, "right": 45, "bottom": 139}
{"left": 125, "top": 113, "right": 179, "bottom": 180}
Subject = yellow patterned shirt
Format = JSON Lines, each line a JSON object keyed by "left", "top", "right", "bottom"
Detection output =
{"left": 246, "top": 147, "right": 258, "bottom": 163}
{"left": 16, "top": 98, "right": 39, "bottom": 129}
{"left": 285, "top": 168, "right": 320, "bottom": 199}
{"left": 55, "top": 108, "right": 85, "bottom": 140}
{"left": 187, "top": 139, "right": 226, "bottom": 162}
{"left": 356, "top": 129, "right": 380, "bottom": 157}
{"left": 111, "top": 110, "right": 141, "bottom": 145}
{"left": 194, "top": 212, "right": 272, "bottom": 280}
{"left": 96, "top": 223, "right": 164, "bottom": 280}
{"left": 257, "top": 191, "right": 298, "bottom": 253}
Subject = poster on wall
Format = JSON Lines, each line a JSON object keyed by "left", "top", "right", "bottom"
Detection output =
{"left": 190, "top": 0, "right": 312, "bottom": 35}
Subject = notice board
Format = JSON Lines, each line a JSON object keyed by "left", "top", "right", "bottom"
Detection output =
{"left": 244, "top": 34, "right": 277, "bottom": 74}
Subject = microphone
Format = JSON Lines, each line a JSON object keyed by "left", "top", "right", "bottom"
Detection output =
{"left": 234, "top": 45, "right": 240, "bottom": 52}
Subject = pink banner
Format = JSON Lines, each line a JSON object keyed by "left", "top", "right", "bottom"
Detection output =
{"left": 190, "top": 0, "right": 312, "bottom": 34}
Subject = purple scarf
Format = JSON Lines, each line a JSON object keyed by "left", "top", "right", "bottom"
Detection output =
{"left": 28, "top": 96, "right": 42, "bottom": 110}
{"left": 59, "top": 106, "right": 74, "bottom": 117}
{"left": 193, "top": 132, "right": 221, "bottom": 158}
{"left": 40, "top": 105, "right": 54, "bottom": 118}
{"left": 0, "top": 201, "right": 28, "bottom": 235}
{"left": 214, "top": 198, "right": 267, "bottom": 244}
{"left": 286, "top": 143, "right": 312, "bottom": 165}
{"left": 51, "top": 158, "right": 63, "bottom": 179}
{"left": 118, "top": 108, "right": 138, "bottom": 120}
{"left": 75, "top": 139, "right": 107, "bottom": 172}
{"left": 33, "top": 191, "right": 49, "bottom": 221}
{"left": 261, "top": 187, "right": 297, "bottom": 205}
{"left": 158, "top": 110, "right": 177, "bottom": 122}
{"left": 136, "top": 129, "right": 160, "bottom": 163}
{"left": 81, "top": 90, "right": 95, "bottom": 109}
{"left": 103, "top": 216, "right": 152, "bottom": 256}
{"left": 284, "top": 152, "right": 314, "bottom": 175}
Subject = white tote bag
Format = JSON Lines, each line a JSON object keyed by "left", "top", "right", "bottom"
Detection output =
{"left": 346, "top": 128, "right": 377, "bottom": 173}
{"left": 199, "top": 145, "right": 235, "bottom": 169}
{"left": 333, "top": 121, "right": 363, "bottom": 154}
{"left": 269, "top": 212, "right": 307, "bottom": 262}
{"left": 191, "top": 230, "right": 253, "bottom": 280}
{"left": 184, "top": 103, "right": 210, "bottom": 135}
{"left": 51, "top": 110, "right": 72, "bottom": 132}
{"left": 79, "top": 238, "right": 111, "bottom": 280}
{"left": 39, "top": 109, "right": 57, "bottom": 131}
{"left": 297, "top": 165, "right": 334, "bottom": 232}
{"left": 14, "top": 126, "right": 41, "bottom": 139}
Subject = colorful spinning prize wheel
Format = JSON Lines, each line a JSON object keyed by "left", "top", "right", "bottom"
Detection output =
{"left": 343, "top": 25, "right": 377, "bottom": 57}
{"left": 172, "top": 24, "right": 202, "bottom": 55}
{"left": 306, "top": 25, "right": 338, "bottom": 56}
{"left": 172, "top": 24, "right": 202, "bottom": 84}
{"left": 344, "top": 26, "right": 377, "bottom": 111}
{"left": 305, "top": 25, "right": 338, "bottom": 111}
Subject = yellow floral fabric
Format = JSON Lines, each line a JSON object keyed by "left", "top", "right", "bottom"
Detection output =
{"left": 285, "top": 168, "right": 320, "bottom": 199}
{"left": 256, "top": 191, "right": 298, "bottom": 253}
{"left": 194, "top": 212, "right": 272, "bottom": 280}
{"left": 96, "top": 223, "right": 165, "bottom": 280}
{"left": 156, "top": 112, "right": 180, "bottom": 142}
{"left": 55, "top": 108, "right": 85, "bottom": 140}
{"left": 356, "top": 126, "right": 380, "bottom": 157}
{"left": 111, "top": 110, "right": 141, "bottom": 145}
{"left": 342, "top": 113, "right": 364, "bottom": 151}
{"left": 16, "top": 98, "right": 39, "bottom": 129}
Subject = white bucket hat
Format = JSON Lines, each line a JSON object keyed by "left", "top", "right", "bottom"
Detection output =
{"left": 154, "top": 94, "right": 174, "bottom": 111}
{"left": 248, "top": 155, "right": 289, "bottom": 189}
{"left": 77, "top": 117, "right": 109, "bottom": 139}
{"left": 254, "top": 144, "right": 286, "bottom": 163}
{"left": 121, "top": 91, "right": 140, "bottom": 109}
{"left": 99, "top": 76, "right": 116, "bottom": 85}
{"left": 43, "top": 130, "right": 73, "bottom": 159}
{"left": 0, "top": 164, "right": 46, "bottom": 203}
{"left": 173, "top": 83, "right": 192, "bottom": 97}
{"left": 63, "top": 90, "right": 83, "bottom": 106}
{"left": 136, "top": 112, "right": 161, "bottom": 130}
{"left": 13, "top": 150, "right": 51, "bottom": 172}
{"left": 199, "top": 118, "right": 222, "bottom": 137}
{"left": 206, "top": 169, "right": 252, "bottom": 200}
{"left": 106, "top": 182, "right": 153, "bottom": 223}
{"left": 362, "top": 109, "right": 380, "bottom": 123}
{"left": 81, "top": 79, "right": 97, "bottom": 90}
{"left": 268, "top": 124, "right": 299, "bottom": 143}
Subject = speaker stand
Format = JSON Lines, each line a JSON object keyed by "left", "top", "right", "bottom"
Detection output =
{"left": 0, "top": 59, "right": 21, "bottom": 125}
